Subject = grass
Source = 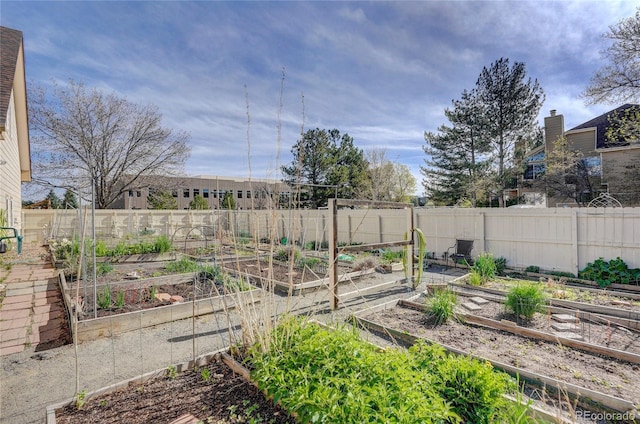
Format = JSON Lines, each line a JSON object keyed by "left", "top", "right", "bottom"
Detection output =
{"left": 505, "top": 283, "right": 546, "bottom": 320}
{"left": 426, "top": 289, "right": 458, "bottom": 325}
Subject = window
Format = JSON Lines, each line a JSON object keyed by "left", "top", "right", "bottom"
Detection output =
{"left": 524, "top": 163, "right": 545, "bottom": 180}
{"left": 194, "top": 188, "right": 200, "bottom": 197}
{"left": 246, "top": 190, "right": 251, "bottom": 199}
{"left": 183, "top": 189, "right": 190, "bottom": 198}
{"left": 172, "top": 190, "right": 178, "bottom": 198}
{"left": 581, "top": 156, "right": 602, "bottom": 177}
{"left": 237, "top": 190, "right": 243, "bottom": 199}
{"left": 128, "top": 190, "right": 134, "bottom": 197}
{"left": 213, "top": 190, "right": 217, "bottom": 198}
{"left": 136, "top": 191, "right": 141, "bottom": 197}
{"left": 203, "top": 189, "right": 209, "bottom": 198}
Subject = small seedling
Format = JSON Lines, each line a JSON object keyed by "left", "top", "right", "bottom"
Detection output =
{"left": 75, "top": 389, "right": 86, "bottom": 410}
{"left": 166, "top": 365, "right": 178, "bottom": 379}
{"left": 200, "top": 367, "right": 211, "bottom": 382}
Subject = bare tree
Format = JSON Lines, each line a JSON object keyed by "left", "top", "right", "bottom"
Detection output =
{"left": 583, "top": 8, "right": 640, "bottom": 105}
{"left": 363, "top": 148, "right": 394, "bottom": 201}
{"left": 29, "top": 80, "right": 190, "bottom": 208}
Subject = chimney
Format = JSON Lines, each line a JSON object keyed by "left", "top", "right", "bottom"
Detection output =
{"left": 550, "top": 109, "right": 556, "bottom": 117}
{"left": 544, "top": 109, "right": 564, "bottom": 153}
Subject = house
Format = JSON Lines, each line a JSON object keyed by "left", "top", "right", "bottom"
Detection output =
{"left": 0, "top": 26, "right": 31, "bottom": 231}
{"left": 518, "top": 106, "right": 640, "bottom": 207}
{"left": 111, "top": 175, "right": 291, "bottom": 210}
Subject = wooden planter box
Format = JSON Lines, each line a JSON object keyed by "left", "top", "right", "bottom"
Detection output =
{"left": 58, "top": 272, "right": 261, "bottom": 342}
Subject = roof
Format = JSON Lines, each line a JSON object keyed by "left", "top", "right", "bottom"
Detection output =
{"left": 0, "top": 26, "right": 23, "bottom": 128}
{"left": 568, "top": 104, "right": 639, "bottom": 149}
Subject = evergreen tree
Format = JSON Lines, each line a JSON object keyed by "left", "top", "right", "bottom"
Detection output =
{"left": 46, "top": 190, "right": 62, "bottom": 209}
{"left": 422, "top": 90, "right": 492, "bottom": 206}
{"left": 147, "top": 190, "right": 178, "bottom": 209}
{"left": 189, "top": 194, "right": 209, "bottom": 210}
{"left": 62, "top": 189, "right": 79, "bottom": 208}
{"left": 221, "top": 191, "right": 236, "bottom": 209}
{"left": 475, "top": 58, "right": 545, "bottom": 207}
{"left": 282, "top": 129, "right": 369, "bottom": 208}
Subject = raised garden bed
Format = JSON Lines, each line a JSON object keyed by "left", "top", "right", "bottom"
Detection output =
{"left": 352, "top": 295, "right": 640, "bottom": 418}
{"left": 48, "top": 349, "right": 296, "bottom": 424}
{"left": 222, "top": 257, "right": 376, "bottom": 295}
{"left": 58, "top": 268, "right": 261, "bottom": 342}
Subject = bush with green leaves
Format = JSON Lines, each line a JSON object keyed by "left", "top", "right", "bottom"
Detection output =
{"left": 426, "top": 289, "right": 458, "bottom": 325}
{"left": 97, "top": 286, "right": 112, "bottom": 309}
{"left": 505, "top": 283, "right": 546, "bottom": 320}
{"left": 248, "top": 317, "right": 516, "bottom": 424}
{"left": 578, "top": 257, "right": 640, "bottom": 287}
{"left": 164, "top": 257, "right": 200, "bottom": 274}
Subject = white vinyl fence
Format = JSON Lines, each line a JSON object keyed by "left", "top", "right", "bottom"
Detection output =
{"left": 22, "top": 207, "right": 640, "bottom": 276}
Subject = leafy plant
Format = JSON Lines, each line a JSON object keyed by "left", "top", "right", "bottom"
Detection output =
{"left": 93, "top": 261, "right": 113, "bottom": 276}
{"left": 75, "top": 389, "right": 86, "bottom": 410}
{"left": 166, "top": 365, "right": 178, "bottom": 380}
{"left": 273, "top": 246, "right": 301, "bottom": 263}
{"left": 96, "top": 286, "right": 112, "bottom": 309}
{"left": 148, "top": 285, "right": 158, "bottom": 300}
{"left": 248, "top": 317, "right": 517, "bottom": 424}
{"left": 154, "top": 235, "right": 172, "bottom": 253}
{"left": 411, "top": 341, "right": 512, "bottom": 424}
{"left": 548, "top": 271, "right": 575, "bottom": 278}
{"left": 494, "top": 257, "right": 507, "bottom": 276}
{"left": 164, "top": 257, "right": 200, "bottom": 274}
{"left": 579, "top": 257, "right": 640, "bottom": 287}
{"left": 505, "top": 283, "right": 546, "bottom": 320}
{"left": 524, "top": 265, "right": 540, "bottom": 273}
{"left": 426, "top": 289, "right": 457, "bottom": 325}
{"left": 380, "top": 249, "right": 403, "bottom": 264}
{"left": 471, "top": 253, "right": 497, "bottom": 285}
{"left": 200, "top": 367, "right": 211, "bottom": 382}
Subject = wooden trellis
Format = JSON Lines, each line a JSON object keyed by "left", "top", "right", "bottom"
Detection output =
{"left": 328, "top": 199, "right": 414, "bottom": 310}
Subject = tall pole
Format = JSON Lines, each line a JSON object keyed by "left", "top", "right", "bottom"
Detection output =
{"left": 92, "top": 180, "right": 97, "bottom": 319}
{"left": 329, "top": 198, "right": 338, "bottom": 310}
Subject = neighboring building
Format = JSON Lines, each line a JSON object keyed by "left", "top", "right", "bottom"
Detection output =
{"left": 0, "top": 26, "right": 31, "bottom": 231}
{"left": 112, "top": 175, "right": 291, "bottom": 210}
{"left": 518, "top": 106, "right": 640, "bottom": 207}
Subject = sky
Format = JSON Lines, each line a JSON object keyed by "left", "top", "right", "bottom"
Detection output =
{"left": 2, "top": 1, "right": 637, "bottom": 196}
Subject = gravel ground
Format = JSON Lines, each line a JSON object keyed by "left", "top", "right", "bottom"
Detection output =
{"left": 0, "top": 250, "right": 465, "bottom": 424}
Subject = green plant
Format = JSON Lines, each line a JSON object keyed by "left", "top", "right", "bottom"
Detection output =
{"left": 115, "top": 290, "right": 125, "bottom": 308}
{"left": 200, "top": 367, "right": 211, "bottom": 382}
{"left": 524, "top": 265, "right": 540, "bottom": 273}
{"left": 468, "top": 271, "right": 483, "bottom": 286}
{"left": 579, "top": 257, "right": 640, "bottom": 287}
{"left": 94, "top": 261, "right": 113, "bottom": 276}
{"left": 148, "top": 285, "right": 158, "bottom": 300}
{"left": 547, "top": 271, "right": 575, "bottom": 278}
{"left": 472, "top": 253, "right": 497, "bottom": 285}
{"left": 153, "top": 235, "right": 172, "bottom": 253}
{"left": 75, "top": 389, "right": 86, "bottom": 410}
{"left": 426, "top": 289, "right": 457, "bottom": 325}
{"left": 166, "top": 365, "right": 178, "bottom": 379}
{"left": 96, "top": 286, "right": 112, "bottom": 309}
{"left": 495, "top": 257, "right": 507, "bottom": 276}
{"left": 411, "top": 341, "right": 512, "bottom": 424}
{"left": 380, "top": 249, "right": 403, "bottom": 264}
{"left": 164, "top": 257, "right": 200, "bottom": 274}
{"left": 273, "top": 246, "right": 301, "bottom": 263}
{"left": 505, "top": 283, "right": 546, "bottom": 320}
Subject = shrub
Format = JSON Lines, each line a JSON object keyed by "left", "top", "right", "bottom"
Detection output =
{"left": 579, "top": 257, "right": 640, "bottom": 287}
{"left": 524, "top": 265, "right": 540, "bottom": 273}
{"left": 273, "top": 246, "right": 301, "bottom": 263}
{"left": 426, "top": 289, "right": 457, "bottom": 325}
{"left": 505, "top": 283, "right": 546, "bottom": 320}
